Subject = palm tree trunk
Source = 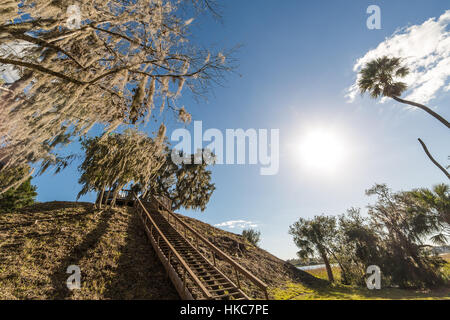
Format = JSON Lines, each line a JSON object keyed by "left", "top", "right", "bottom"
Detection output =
{"left": 391, "top": 96, "right": 450, "bottom": 129}
{"left": 418, "top": 139, "right": 450, "bottom": 180}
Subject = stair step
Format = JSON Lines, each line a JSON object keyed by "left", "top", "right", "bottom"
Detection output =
{"left": 139, "top": 203, "right": 262, "bottom": 301}
{"left": 210, "top": 286, "right": 238, "bottom": 293}
{"left": 212, "top": 291, "right": 243, "bottom": 299}
{"left": 197, "top": 270, "right": 220, "bottom": 276}
{"left": 205, "top": 278, "right": 229, "bottom": 284}
{"left": 200, "top": 276, "right": 226, "bottom": 282}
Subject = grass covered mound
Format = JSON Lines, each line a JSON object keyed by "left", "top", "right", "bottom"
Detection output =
{"left": 0, "top": 201, "right": 320, "bottom": 300}
{"left": 0, "top": 202, "right": 179, "bottom": 300}
{"left": 4, "top": 201, "right": 444, "bottom": 300}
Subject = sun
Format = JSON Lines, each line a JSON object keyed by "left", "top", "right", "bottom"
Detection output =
{"left": 298, "top": 129, "right": 347, "bottom": 173}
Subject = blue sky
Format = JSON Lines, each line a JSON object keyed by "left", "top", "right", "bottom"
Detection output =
{"left": 32, "top": 0, "right": 450, "bottom": 260}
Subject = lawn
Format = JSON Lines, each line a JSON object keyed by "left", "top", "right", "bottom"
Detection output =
{"left": 271, "top": 255, "right": 450, "bottom": 300}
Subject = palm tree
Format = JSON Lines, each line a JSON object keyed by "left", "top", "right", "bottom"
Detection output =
{"left": 358, "top": 56, "right": 450, "bottom": 180}
{"left": 358, "top": 56, "right": 450, "bottom": 129}
{"left": 409, "top": 183, "right": 450, "bottom": 244}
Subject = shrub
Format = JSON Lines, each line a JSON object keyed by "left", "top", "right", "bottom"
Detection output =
{"left": 242, "top": 229, "right": 261, "bottom": 246}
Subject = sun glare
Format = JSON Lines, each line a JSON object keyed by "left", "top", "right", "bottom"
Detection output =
{"left": 298, "top": 129, "right": 347, "bottom": 173}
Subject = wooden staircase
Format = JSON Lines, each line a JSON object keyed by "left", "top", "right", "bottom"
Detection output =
{"left": 133, "top": 195, "right": 268, "bottom": 300}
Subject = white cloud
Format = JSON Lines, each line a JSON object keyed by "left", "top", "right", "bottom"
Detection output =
{"left": 347, "top": 10, "right": 450, "bottom": 105}
{"left": 214, "top": 220, "right": 258, "bottom": 229}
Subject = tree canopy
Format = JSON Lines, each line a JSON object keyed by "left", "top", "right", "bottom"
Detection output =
{"left": 242, "top": 229, "right": 261, "bottom": 247}
{"left": 143, "top": 149, "right": 215, "bottom": 211}
{"left": 0, "top": 0, "right": 234, "bottom": 193}
{"left": 0, "top": 163, "right": 37, "bottom": 212}
{"left": 78, "top": 130, "right": 215, "bottom": 211}
{"left": 289, "top": 215, "right": 337, "bottom": 282}
{"left": 77, "top": 128, "right": 166, "bottom": 206}
{"left": 290, "top": 184, "right": 450, "bottom": 288}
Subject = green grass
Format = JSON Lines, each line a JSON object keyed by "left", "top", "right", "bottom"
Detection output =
{"left": 270, "top": 281, "right": 449, "bottom": 300}
{"left": 441, "top": 254, "right": 450, "bottom": 280}
{"left": 271, "top": 258, "right": 450, "bottom": 300}
{"left": 304, "top": 266, "right": 342, "bottom": 282}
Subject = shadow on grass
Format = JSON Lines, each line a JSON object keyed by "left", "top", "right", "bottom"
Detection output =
{"left": 20, "top": 201, "right": 93, "bottom": 214}
{"left": 290, "top": 266, "right": 330, "bottom": 288}
{"left": 1, "top": 202, "right": 93, "bottom": 229}
{"left": 103, "top": 211, "right": 178, "bottom": 300}
{"left": 48, "top": 209, "right": 113, "bottom": 299}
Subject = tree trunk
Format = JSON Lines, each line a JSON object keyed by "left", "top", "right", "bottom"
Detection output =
{"left": 329, "top": 250, "right": 349, "bottom": 284}
{"left": 105, "top": 188, "right": 112, "bottom": 206}
{"left": 97, "top": 187, "right": 105, "bottom": 209}
{"left": 320, "top": 249, "right": 334, "bottom": 282}
{"left": 95, "top": 190, "right": 101, "bottom": 205}
{"left": 418, "top": 139, "right": 450, "bottom": 180}
{"left": 111, "top": 184, "right": 125, "bottom": 207}
{"left": 111, "top": 187, "right": 120, "bottom": 207}
{"left": 391, "top": 96, "right": 450, "bottom": 129}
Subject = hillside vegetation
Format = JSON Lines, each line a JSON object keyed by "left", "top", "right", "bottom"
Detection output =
{"left": 0, "top": 202, "right": 319, "bottom": 299}
{"left": 272, "top": 264, "right": 449, "bottom": 300}
{"left": 0, "top": 202, "right": 178, "bottom": 299}
{"left": 1, "top": 202, "right": 448, "bottom": 300}
{"left": 174, "top": 213, "right": 324, "bottom": 298}
{"left": 179, "top": 214, "right": 449, "bottom": 300}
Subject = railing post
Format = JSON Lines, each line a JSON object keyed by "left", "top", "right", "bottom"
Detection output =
{"left": 264, "top": 288, "right": 269, "bottom": 300}
{"left": 146, "top": 194, "right": 269, "bottom": 300}
{"left": 135, "top": 194, "right": 212, "bottom": 300}
{"left": 183, "top": 269, "right": 187, "bottom": 291}
{"left": 167, "top": 251, "right": 171, "bottom": 278}
{"left": 234, "top": 266, "right": 241, "bottom": 288}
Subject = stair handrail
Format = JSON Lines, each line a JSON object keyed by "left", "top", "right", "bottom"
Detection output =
{"left": 134, "top": 195, "right": 213, "bottom": 299}
{"left": 149, "top": 194, "right": 269, "bottom": 299}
